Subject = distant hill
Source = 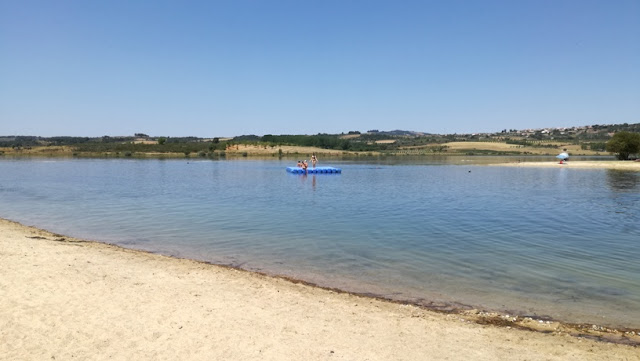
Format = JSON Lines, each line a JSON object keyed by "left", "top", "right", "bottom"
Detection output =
{"left": 1, "top": 122, "right": 637, "bottom": 157}
{"left": 372, "top": 130, "right": 429, "bottom": 136}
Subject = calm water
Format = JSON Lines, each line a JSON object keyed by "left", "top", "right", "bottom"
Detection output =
{"left": 1, "top": 157, "right": 639, "bottom": 328}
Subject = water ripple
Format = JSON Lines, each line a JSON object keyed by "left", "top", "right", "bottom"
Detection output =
{"left": 1, "top": 158, "right": 639, "bottom": 328}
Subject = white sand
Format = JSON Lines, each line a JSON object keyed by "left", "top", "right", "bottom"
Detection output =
{"left": 1, "top": 218, "right": 639, "bottom": 360}
{"left": 490, "top": 160, "right": 640, "bottom": 171}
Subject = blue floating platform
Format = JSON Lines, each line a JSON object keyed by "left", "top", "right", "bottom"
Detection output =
{"left": 286, "top": 166, "right": 342, "bottom": 174}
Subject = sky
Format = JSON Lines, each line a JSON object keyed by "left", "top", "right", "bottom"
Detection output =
{"left": 1, "top": 0, "right": 638, "bottom": 137}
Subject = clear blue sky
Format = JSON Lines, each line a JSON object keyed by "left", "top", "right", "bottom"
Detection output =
{"left": 1, "top": 0, "right": 638, "bottom": 137}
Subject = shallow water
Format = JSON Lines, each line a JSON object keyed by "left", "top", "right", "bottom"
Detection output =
{"left": 1, "top": 157, "right": 638, "bottom": 328}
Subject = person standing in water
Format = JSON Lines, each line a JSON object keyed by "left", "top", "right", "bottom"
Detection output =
{"left": 311, "top": 153, "right": 318, "bottom": 168}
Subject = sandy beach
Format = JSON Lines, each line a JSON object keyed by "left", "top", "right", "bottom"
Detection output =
{"left": 490, "top": 160, "right": 640, "bottom": 171}
{"left": 1, "top": 218, "right": 639, "bottom": 360}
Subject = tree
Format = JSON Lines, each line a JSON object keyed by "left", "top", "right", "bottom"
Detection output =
{"left": 606, "top": 131, "right": 640, "bottom": 160}
{"left": 157, "top": 137, "right": 167, "bottom": 145}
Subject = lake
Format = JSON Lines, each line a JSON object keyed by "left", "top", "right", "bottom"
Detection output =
{"left": 1, "top": 157, "right": 638, "bottom": 328}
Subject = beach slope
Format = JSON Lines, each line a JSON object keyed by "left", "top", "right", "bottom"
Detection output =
{"left": 1, "top": 219, "right": 638, "bottom": 360}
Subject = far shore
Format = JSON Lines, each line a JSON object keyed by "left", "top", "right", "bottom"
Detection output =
{"left": 0, "top": 142, "right": 612, "bottom": 159}
{"left": 488, "top": 160, "right": 640, "bottom": 171}
{"left": 1, "top": 217, "right": 639, "bottom": 360}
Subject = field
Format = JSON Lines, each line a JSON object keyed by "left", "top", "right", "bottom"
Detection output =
{"left": 0, "top": 144, "right": 360, "bottom": 158}
{"left": 0, "top": 141, "right": 607, "bottom": 158}
{"left": 396, "top": 141, "right": 603, "bottom": 156}
{"left": 222, "top": 144, "right": 360, "bottom": 156}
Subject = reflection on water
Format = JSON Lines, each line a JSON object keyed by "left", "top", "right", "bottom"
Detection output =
{"left": 297, "top": 174, "right": 322, "bottom": 191}
{"left": 605, "top": 170, "right": 640, "bottom": 228}
{"left": 606, "top": 169, "right": 640, "bottom": 192}
{"left": 0, "top": 157, "right": 639, "bottom": 328}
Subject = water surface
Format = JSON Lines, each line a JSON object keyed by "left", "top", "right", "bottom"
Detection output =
{"left": 1, "top": 157, "right": 638, "bottom": 328}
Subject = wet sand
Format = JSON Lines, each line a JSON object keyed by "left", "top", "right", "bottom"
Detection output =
{"left": 1, "top": 218, "right": 639, "bottom": 360}
{"left": 490, "top": 160, "right": 640, "bottom": 171}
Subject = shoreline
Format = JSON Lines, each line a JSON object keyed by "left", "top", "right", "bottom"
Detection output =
{"left": 2, "top": 218, "right": 639, "bottom": 360}
{"left": 1, "top": 145, "right": 610, "bottom": 159}
{"left": 487, "top": 160, "right": 640, "bottom": 171}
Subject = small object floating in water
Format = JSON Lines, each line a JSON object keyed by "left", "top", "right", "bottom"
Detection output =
{"left": 286, "top": 166, "right": 342, "bottom": 174}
